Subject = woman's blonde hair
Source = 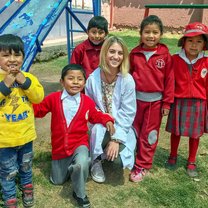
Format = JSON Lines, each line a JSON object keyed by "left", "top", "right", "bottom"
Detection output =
{"left": 99, "top": 35, "right": 129, "bottom": 76}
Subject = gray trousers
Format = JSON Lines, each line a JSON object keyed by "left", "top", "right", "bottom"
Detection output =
{"left": 50, "top": 145, "right": 90, "bottom": 198}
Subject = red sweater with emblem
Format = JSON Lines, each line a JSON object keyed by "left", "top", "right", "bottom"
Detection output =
{"left": 33, "top": 91, "right": 114, "bottom": 160}
{"left": 70, "top": 39, "right": 102, "bottom": 78}
{"left": 173, "top": 54, "right": 208, "bottom": 100}
{"left": 130, "top": 43, "right": 174, "bottom": 109}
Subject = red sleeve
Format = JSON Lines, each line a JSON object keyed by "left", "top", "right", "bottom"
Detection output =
{"left": 206, "top": 72, "right": 208, "bottom": 106}
{"left": 162, "top": 53, "right": 175, "bottom": 109}
{"left": 88, "top": 99, "right": 114, "bottom": 126}
{"left": 70, "top": 43, "right": 84, "bottom": 65}
{"left": 33, "top": 94, "right": 52, "bottom": 118}
{"left": 129, "top": 51, "right": 134, "bottom": 75}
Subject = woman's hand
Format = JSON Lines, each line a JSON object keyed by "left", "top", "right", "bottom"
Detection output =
{"left": 106, "top": 121, "right": 115, "bottom": 135}
{"left": 105, "top": 140, "right": 119, "bottom": 161}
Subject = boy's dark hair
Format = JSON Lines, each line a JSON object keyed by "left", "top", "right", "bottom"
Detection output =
{"left": 0, "top": 34, "right": 25, "bottom": 57}
{"left": 61, "top": 64, "right": 86, "bottom": 80}
{"left": 87, "top": 16, "right": 108, "bottom": 34}
{"left": 140, "top": 15, "right": 163, "bottom": 35}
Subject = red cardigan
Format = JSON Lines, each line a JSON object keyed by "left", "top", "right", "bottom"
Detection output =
{"left": 33, "top": 92, "right": 114, "bottom": 160}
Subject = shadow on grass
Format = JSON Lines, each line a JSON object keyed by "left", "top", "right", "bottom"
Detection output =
{"left": 154, "top": 146, "right": 187, "bottom": 170}
{"left": 102, "top": 162, "right": 125, "bottom": 186}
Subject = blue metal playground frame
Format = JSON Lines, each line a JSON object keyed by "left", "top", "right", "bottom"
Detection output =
{"left": 66, "top": 0, "right": 101, "bottom": 60}
{"left": 0, "top": 0, "right": 101, "bottom": 72}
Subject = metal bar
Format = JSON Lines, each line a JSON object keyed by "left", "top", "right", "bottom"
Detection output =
{"left": 0, "top": 0, "right": 31, "bottom": 34}
{"left": 66, "top": 5, "right": 71, "bottom": 62}
{"left": 144, "top": 8, "right": 149, "bottom": 18}
{"left": 145, "top": 4, "right": 208, "bottom": 9}
{"left": 70, "top": 9, "right": 93, "bottom": 14}
{"left": 0, "top": 0, "right": 15, "bottom": 15}
{"left": 66, "top": 7, "right": 87, "bottom": 33}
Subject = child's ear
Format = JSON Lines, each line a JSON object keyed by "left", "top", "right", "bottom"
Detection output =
{"left": 60, "top": 78, "right": 64, "bottom": 86}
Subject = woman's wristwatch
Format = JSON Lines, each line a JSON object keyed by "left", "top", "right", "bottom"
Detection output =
{"left": 111, "top": 137, "right": 121, "bottom": 143}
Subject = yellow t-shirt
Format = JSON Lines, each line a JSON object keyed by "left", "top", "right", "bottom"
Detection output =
{"left": 0, "top": 70, "right": 44, "bottom": 147}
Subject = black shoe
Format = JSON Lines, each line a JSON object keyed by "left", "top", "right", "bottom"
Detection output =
{"left": 72, "top": 192, "right": 90, "bottom": 208}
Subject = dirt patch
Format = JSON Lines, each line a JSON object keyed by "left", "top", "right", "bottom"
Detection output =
{"left": 39, "top": 75, "right": 62, "bottom": 95}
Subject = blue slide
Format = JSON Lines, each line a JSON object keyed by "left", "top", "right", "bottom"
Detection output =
{"left": 0, "top": 0, "right": 69, "bottom": 72}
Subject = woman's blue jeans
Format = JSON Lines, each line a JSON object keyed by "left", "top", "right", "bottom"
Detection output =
{"left": 0, "top": 142, "right": 33, "bottom": 201}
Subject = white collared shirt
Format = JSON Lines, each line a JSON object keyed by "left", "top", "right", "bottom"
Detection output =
{"left": 61, "top": 89, "right": 81, "bottom": 127}
{"left": 178, "top": 49, "right": 206, "bottom": 64}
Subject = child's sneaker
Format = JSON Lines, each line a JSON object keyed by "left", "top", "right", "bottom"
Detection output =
{"left": 91, "top": 160, "right": 105, "bottom": 183}
{"left": 129, "top": 166, "right": 148, "bottom": 182}
{"left": 21, "top": 184, "right": 34, "bottom": 207}
{"left": 165, "top": 156, "right": 177, "bottom": 170}
{"left": 72, "top": 191, "right": 90, "bottom": 208}
{"left": 186, "top": 162, "right": 198, "bottom": 178}
{"left": 4, "top": 198, "right": 17, "bottom": 208}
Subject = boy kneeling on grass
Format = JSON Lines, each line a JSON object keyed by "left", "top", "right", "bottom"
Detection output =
{"left": 33, "top": 64, "right": 115, "bottom": 208}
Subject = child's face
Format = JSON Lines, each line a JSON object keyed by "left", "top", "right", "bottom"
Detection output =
{"left": 184, "top": 35, "right": 206, "bottom": 60}
{"left": 106, "top": 42, "right": 124, "bottom": 71}
{"left": 0, "top": 49, "right": 23, "bottom": 72}
{"left": 87, "top": 27, "right": 107, "bottom": 45}
{"left": 141, "top": 23, "right": 162, "bottom": 49}
{"left": 60, "top": 70, "right": 85, "bottom": 96}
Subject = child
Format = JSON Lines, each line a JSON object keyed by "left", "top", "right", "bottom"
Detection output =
{"left": 166, "top": 22, "right": 208, "bottom": 177}
{"left": 0, "top": 34, "right": 44, "bottom": 207}
{"left": 70, "top": 16, "right": 108, "bottom": 78}
{"left": 33, "top": 64, "right": 115, "bottom": 208}
{"left": 129, "top": 15, "right": 174, "bottom": 182}
{"left": 85, "top": 36, "right": 137, "bottom": 183}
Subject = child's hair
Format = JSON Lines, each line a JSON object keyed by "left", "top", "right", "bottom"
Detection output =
{"left": 140, "top": 15, "right": 163, "bottom": 35}
{"left": 87, "top": 16, "right": 108, "bottom": 34}
{"left": 99, "top": 35, "right": 129, "bottom": 76}
{"left": 61, "top": 64, "right": 86, "bottom": 80}
{"left": 0, "top": 34, "right": 25, "bottom": 57}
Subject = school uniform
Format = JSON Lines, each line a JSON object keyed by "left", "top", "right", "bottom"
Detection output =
{"left": 33, "top": 90, "right": 114, "bottom": 198}
{"left": 130, "top": 43, "right": 174, "bottom": 169}
{"left": 166, "top": 49, "right": 208, "bottom": 138}
{"left": 70, "top": 39, "right": 102, "bottom": 78}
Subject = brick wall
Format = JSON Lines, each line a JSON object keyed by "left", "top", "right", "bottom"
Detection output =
{"left": 101, "top": 0, "right": 208, "bottom": 31}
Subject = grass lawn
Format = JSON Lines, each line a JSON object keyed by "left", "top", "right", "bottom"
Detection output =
{"left": 2, "top": 29, "right": 207, "bottom": 208}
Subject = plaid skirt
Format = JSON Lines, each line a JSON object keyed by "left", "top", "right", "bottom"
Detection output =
{"left": 166, "top": 98, "right": 208, "bottom": 138}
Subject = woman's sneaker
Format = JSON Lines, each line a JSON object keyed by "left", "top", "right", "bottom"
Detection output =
{"left": 21, "top": 184, "right": 34, "bottom": 207}
{"left": 4, "top": 198, "right": 17, "bottom": 208}
{"left": 129, "top": 166, "right": 148, "bottom": 182}
{"left": 186, "top": 162, "right": 198, "bottom": 178}
{"left": 91, "top": 160, "right": 105, "bottom": 183}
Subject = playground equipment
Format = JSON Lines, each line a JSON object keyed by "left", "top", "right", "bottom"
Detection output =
{"left": 0, "top": 0, "right": 100, "bottom": 72}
